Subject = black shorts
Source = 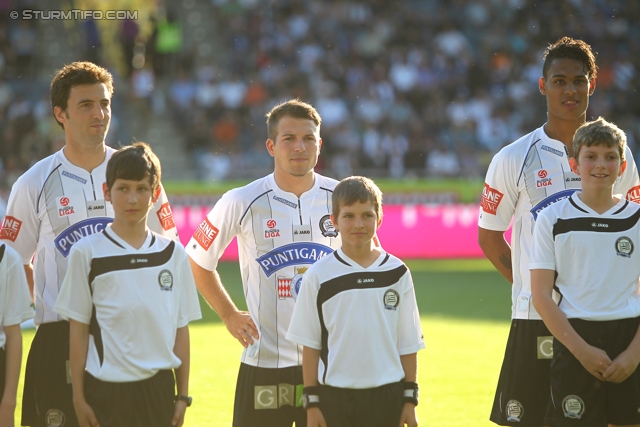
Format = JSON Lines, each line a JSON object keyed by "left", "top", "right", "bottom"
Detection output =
{"left": 85, "top": 370, "right": 175, "bottom": 427}
{"left": 22, "top": 321, "right": 79, "bottom": 427}
{"left": 233, "top": 362, "right": 305, "bottom": 427}
{"left": 319, "top": 381, "right": 404, "bottom": 427}
{"left": 490, "top": 319, "right": 553, "bottom": 426}
{"left": 549, "top": 316, "right": 640, "bottom": 427}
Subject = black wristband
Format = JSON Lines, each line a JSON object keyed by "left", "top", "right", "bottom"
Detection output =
{"left": 175, "top": 395, "right": 192, "bottom": 407}
{"left": 302, "top": 386, "right": 320, "bottom": 409}
{"left": 403, "top": 382, "right": 419, "bottom": 406}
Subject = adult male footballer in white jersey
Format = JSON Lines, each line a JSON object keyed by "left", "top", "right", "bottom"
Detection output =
{"left": 478, "top": 37, "right": 640, "bottom": 427}
{"left": 187, "top": 99, "right": 340, "bottom": 426}
{"left": 0, "top": 62, "right": 178, "bottom": 427}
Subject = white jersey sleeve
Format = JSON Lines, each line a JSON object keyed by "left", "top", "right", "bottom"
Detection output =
{"left": 54, "top": 240, "right": 93, "bottom": 325}
{"left": 529, "top": 206, "right": 557, "bottom": 272}
{"left": 186, "top": 189, "right": 242, "bottom": 272}
{"left": 148, "top": 184, "right": 180, "bottom": 240}
{"left": 286, "top": 267, "right": 322, "bottom": 350}
{"left": 478, "top": 146, "right": 520, "bottom": 232}
{"left": 1, "top": 244, "right": 33, "bottom": 327}
{"left": 1, "top": 168, "right": 42, "bottom": 264}
{"left": 175, "top": 244, "right": 202, "bottom": 328}
{"left": 396, "top": 269, "right": 425, "bottom": 355}
{"left": 620, "top": 147, "right": 640, "bottom": 202}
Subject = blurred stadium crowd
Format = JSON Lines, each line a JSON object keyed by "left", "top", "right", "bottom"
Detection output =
{"left": 0, "top": 0, "right": 639, "bottom": 187}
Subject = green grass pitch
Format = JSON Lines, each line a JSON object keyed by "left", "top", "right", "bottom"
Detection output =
{"left": 17, "top": 258, "right": 512, "bottom": 426}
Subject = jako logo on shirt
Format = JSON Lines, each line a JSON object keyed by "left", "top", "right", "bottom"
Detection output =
{"left": 481, "top": 184, "right": 504, "bottom": 215}
{"left": 54, "top": 217, "right": 113, "bottom": 257}
{"left": 256, "top": 242, "right": 333, "bottom": 277}
{"left": 156, "top": 202, "right": 175, "bottom": 231}
{"left": 0, "top": 216, "right": 22, "bottom": 242}
{"left": 627, "top": 185, "right": 640, "bottom": 203}
{"left": 193, "top": 217, "right": 219, "bottom": 250}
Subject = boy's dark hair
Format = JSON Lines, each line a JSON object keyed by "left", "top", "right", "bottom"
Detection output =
{"left": 265, "top": 99, "right": 321, "bottom": 141}
{"left": 542, "top": 37, "right": 597, "bottom": 80}
{"left": 573, "top": 117, "right": 626, "bottom": 162}
{"left": 332, "top": 176, "right": 383, "bottom": 222}
{"left": 51, "top": 61, "right": 114, "bottom": 129}
{"left": 106, "top": 142, "right": 162, "bottom": 192}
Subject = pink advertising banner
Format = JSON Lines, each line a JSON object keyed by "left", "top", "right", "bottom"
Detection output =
{"left": 174, "top": 204, "right": 511, "bottom": 260}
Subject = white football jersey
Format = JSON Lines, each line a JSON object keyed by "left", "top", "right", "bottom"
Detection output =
{"left": 0, "top": 243, "right": 34, "bottom": 347}
{"left": 54, "top": 226, "right": 201, "bottom": 382}
{"left": 0, "top": 148, "right": 179, "bottom": 325}
{"left": 531, "top": 194, "right": 640, "bottom": 321}
{"left": 478, "top": 126, "right": 640, "bottom": 320}
{"left": 286, "top": 248, "right": 425, "bottom": 388}
{"left": 187, "top": 173, "right": 341, "bottom": 368}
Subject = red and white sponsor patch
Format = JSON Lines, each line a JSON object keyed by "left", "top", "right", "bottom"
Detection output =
{"left": 626, "top": 185, "right": 640, "bottom": 204}
{"left": 193, "top": 217, "right": 219, "bottom": 251}
{"left": 537, "top": 169, "right": 548, "bottom": 178}
{"left": 156, "top": 202, "right": 176, "bottom": 231}
{"left": 0, "top": 216, "right": 22, "bottom": 242}
{"left": 60, "top": 196, "right": 70, "bottom": 207}
{"left": 481, "top": 183, "right": 504, "bottom": 215}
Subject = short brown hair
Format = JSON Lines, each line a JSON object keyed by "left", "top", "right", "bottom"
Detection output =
{"left": 265, "top": 99, "right": 321, "bottom": 141}
{"left": 542, "top": 37, "right": 597, "bottom": 80}
{"left": 50, "top": 61, "right": 114, "bottom": 129}
{"left": 332, "top": 176, "right": 383, "bottom": 222}
{"left": 573, "top": 117, "right": 626, "bottom": 162}
{"left": 106, "top": 142, "right": 161, "bottom": 192}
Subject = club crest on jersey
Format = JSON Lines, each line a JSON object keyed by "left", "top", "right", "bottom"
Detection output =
{"left": 45, "top": 408, "right": 66, "bottom": 427}
{"left": 616, "top": 236, "right": 634, "bottom": 258}
{"left": 383, "top": 289, "right": 400, "bottom": 310}
{"left": 530, "top": 189, "right": 577, "bottom": 220}
{"left": 481, "top": 184, "right": 503, "bottom": 215}
{"left": 256, "top": 242, "right": 333, "bottom": 277}
{"left": 54, "top": 217, "right": 113, "bottom": 257}
{"left": 158, "top": 269, "right": 173, "bottom": 291}
{"left": 279, "top": 267, "right": 308, "bottom": 300}
{"left": 562, "top": 395, "right": 585, "bottom": 419}
{"left": 0, "top": 216, "right": 22, "bottom": 242}
{"left": 263, "top": 219, "right": 281, "bottom": 239}
{"left": 319, "top": 215, "right": 338, "bottom": 237}
{"left": 505, "top": 400, "right": 524, "bottom": 422}
{"left": 57, "top": 196, "right": 75, "bottom": 217}
{"left": 627, "top": 185, "right": 640, "bottom": 203}
{"left": 193, "top": 217, "right": 219, "bottom": 251}
{"left": 156, "top": 202, "right": 175, "bottom": 231}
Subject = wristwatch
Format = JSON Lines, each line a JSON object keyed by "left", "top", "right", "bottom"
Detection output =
{"left": 175, "top": 395, "right": 193, "bottom": 407}
{"left": 403, "top": 382, "right": 419, "bottom": 406}
{"left": 302, "top": 386, "right": 320, "bottom": 409}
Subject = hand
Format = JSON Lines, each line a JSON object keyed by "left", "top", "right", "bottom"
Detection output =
{"left": 398, "top": 402, "right": 418, "bottom": 427}
{"left": 0, "top": 399, "right": 15, "bottom": 427}
{"left": 574, "top": 344, "right": 612, "bottom": 381}
{"left": 307, "top": 407, "right": 327, "bottom": 427}
{"left": 73, "top": 399, "right": 101, "bottom": 427}
{"left": 603, "top": 349, "right": 640, "bottom": 383}
{"left": 222, "top": 310, "right": 259, "bottom": 347}
{"left": 172, "top": 400, "right": 187, "bottom": 427}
